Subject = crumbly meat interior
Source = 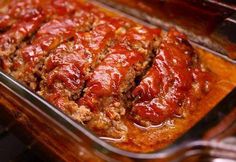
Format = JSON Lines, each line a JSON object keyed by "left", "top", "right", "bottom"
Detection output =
{"left": 39, "top": 16, "right": 133, "bottom": 119}
{"left": 0, "top": 0, "right": 211, "bottom": 140}
{"left": 75, "top": 26, "right": 161, "bottom": 138}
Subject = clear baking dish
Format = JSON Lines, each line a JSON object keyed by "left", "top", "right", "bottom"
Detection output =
{"left": 0, "top": 0, "right": 236, "bottom": 161}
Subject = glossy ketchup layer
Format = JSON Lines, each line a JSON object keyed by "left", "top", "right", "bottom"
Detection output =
{"left": 132, "top": 28, "right": 211, "bottom": 126}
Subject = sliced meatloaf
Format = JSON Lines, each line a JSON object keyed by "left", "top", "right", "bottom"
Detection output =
{"left": 0, "top": 0, "right": 86, "bottom": 72}
{"left": 39, "top": 16, "right": 133, "bottom": 119}
{"left": 11, "top": 11, "right": 95, "bottom": 90}
{"left": 131, "top": 28, "right": 212, "bottom": 126}
{"left": 0, "top": 0, "right": 40, "bottom": 30}
{"left": 0, "top": 0, "right": 212, "bottom": 143}
{"left": 0, "top": 7, "right": 45, "bottom": 72}
{"left": 75, "top": 26, "right": 161, "bottom": 138}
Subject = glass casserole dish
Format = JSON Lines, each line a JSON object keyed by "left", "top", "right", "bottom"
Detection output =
{"left": 0, "top": 0, "right": 236, "bottom": 161}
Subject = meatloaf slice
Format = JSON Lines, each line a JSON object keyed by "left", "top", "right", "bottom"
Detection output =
{"left": 0, "top": 7, "right": 45, "bottom": 72}
{"left": 39, "top": 17, "right": 133, "bottom": 119}
{"left": 11, "top": 10, "right": 96, "bottom": 90}
{"left": 74, "top": 26, "right": 161, "bottom": 138}
{"left": 0, "top": 0, "right": 40, "bottom": 31}
{"left": 131, "top": 28, "right": 211, "bottom": 126}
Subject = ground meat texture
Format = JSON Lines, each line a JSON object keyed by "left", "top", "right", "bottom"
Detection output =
{"left": 75, "top": 26, "right": 161, "bottom": 138}
{"left": 0, "top": 0, "right": 86, "bottom": 72}
{"left": 131, "top": 28, "right": 211, "bottom": 126}
{"left": 0, "top": 7, "right": 45, "bottom": 72}
{"left": 11, "top": 14, "right": 94, "bottom": 90}
{"left": 0, "top": 0, "right": 40, "bottom": 31}
{"left": 39, "top": 17, "right": 133, "bottom": 117}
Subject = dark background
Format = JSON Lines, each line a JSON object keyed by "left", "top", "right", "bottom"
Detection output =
{"left": 0, "top": 109, "right": 49, "bottom": 162}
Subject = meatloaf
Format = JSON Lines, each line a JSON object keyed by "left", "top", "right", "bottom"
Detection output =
{"left": 75, "top": 25, "right": 161, "bottom": 138}
{"left": 39, "top": 16, "right": 133, "bottom": 119}
{"left": 0, "top": 0, "right": 41, "bottom": 31}
{"left": 0, "top": 0, "right": 88, "bottom": 73}
{"left": 0, "top": 0, "right": 212, "bottom": 150}
{"left": 0, "top": 6, "right": 44, "bottom": 73}
{"left": 131, "top": 28, "right": 211, "bottom": 126}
